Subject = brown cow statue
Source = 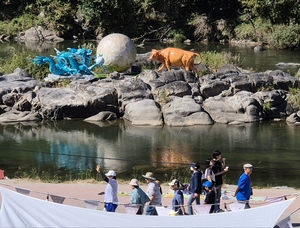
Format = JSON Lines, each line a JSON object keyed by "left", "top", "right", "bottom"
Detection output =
{"left": 150, "top": 47, "right": 202, "bottom": 77}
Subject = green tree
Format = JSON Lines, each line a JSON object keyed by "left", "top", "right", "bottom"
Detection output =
{"left": 239, "top": 0, "right": 300, "bottom": 24}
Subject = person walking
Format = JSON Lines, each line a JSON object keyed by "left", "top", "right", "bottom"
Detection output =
{"left": 212, "top": 150, "right": 228, "bottom": 212}
{"left": 187, "top": 162, "right": 202, "bottom": 215}
{"left": 233, "top": 163, "right": 253, "bottom": 209}
{"left": 96, "top": 165, "right": 118, "bottom": 212}
{"left": 129, "top": 179, "right": 150, "bottom": 214}
{"left": 168, "top": 179, "right": 186, "bottom": 215}
{"left": 142, "top": 172, "right": 162, "bottom": 215}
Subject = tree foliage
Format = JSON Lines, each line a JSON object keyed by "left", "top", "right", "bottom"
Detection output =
{"left": 238, "top": 0, "right": 300, "bottom": 24}
{"left": 0, "top": 0, "right": 299, "bottom": 48}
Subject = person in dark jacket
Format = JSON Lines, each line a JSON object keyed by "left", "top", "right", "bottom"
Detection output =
{"left": 187, "top": 162, "right": 202, "bottom": 215}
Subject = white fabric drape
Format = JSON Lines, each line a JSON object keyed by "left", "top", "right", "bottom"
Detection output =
{"left": 0, "top": 186, "right": 294, "bottom": 228}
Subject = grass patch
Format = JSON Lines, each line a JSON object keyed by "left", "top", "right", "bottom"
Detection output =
{"left": 288, "top": 88, "right": 300, "bottom": 111}
{"left": 201, "top": 51, "right": 241, "bottom": 74}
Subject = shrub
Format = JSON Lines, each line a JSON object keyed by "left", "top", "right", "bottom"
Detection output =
{"left": 0, "top": 14, "right": 41, "bottom": 37}
{"left": 201, "top": 51, "right": 241, "bottom": 73}
{"left": 0, "top": 48, "right": 49, "bottom": 80}
{"left": 288, "top": 88, "right": 300, "bottom": 111}
{"left": 268, "top": 24, "right": 300, "bottom": 49}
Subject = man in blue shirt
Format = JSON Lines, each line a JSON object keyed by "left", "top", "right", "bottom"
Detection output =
{"left": 169, "top": 179, "right": 186, "bottom": 215}
{"left": 233, "top": 163, "right": 253, "bottom": 209}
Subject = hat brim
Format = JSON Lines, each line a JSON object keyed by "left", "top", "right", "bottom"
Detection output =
{"left": 142, "top": 175, "right": 156, "bottom": 180}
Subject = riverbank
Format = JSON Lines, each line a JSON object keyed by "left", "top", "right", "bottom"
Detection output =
{"left": 0, "top": 179, "right": 299, "bottom": 226}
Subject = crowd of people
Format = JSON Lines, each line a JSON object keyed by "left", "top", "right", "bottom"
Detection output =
{"left": 95, "top": 149, "right": 253, "bottom": 215}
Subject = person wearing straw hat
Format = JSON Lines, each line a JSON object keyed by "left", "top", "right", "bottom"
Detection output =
{"left": 233, "top": 163, "right": 253, "bottom": 209}
{"left": 96, "top": 165, "right": 118, "bottom": 212}
{"left": 168, "top": 179, "right": 186, "bottom": 215}
{"left": 142, "top": 172, "right": 162, "bottom": 215}
{"left": 129, "top": 179, "right": 150, "bottom": 215}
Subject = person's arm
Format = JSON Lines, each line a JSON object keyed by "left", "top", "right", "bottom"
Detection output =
{"left": 233, "top": 187, "right": 240, "bottom": 197}
{"left": 233, "top": 175, "right": 245, "bottom": 197}
{"left": 222, "top": 158, "right": 226, "bottom": 168}
{"left": 180, "top": 205, "right": 186, "bottom": 215}
{"left": 214, "top": 167, "right": 229, "bottom": 176}
{"left": 96, "top": 165, "right": 108, "bottom": 182}
{"left": 148, "top": 195, "right": 155, "bottom": 205}
{"left": 147, "top": 183, "right": 156, "bottom": 205}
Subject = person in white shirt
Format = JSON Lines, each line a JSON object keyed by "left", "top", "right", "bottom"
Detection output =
{"left": 142, "top": 172, "right": 162, "bottom": 215}
{"left": 96, "top": 165, "right": 118, "bottom": 212}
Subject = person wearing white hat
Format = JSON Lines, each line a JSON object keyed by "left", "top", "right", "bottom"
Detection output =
{"left": 96, "top": 165, "right": 118, "bottom": 212}
{"left": 168, "top": 179, "right": 186, "bottom": 215}
{"left": 129, "top": 179, "right": 150, "bottom": 215}
{"left": 142, "top": 172, "right": 162, "bottom": 215}
{"left": 233, "top": 163, "right": 253, "bottom": 209}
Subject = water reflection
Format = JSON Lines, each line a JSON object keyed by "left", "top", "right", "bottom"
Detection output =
{"left": 0, "top": 120, "right": 300, "bottom": 188}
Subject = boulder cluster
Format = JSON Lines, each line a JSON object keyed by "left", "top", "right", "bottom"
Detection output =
{"left": 1, "top": 54, "right": 300, "bottom": 126}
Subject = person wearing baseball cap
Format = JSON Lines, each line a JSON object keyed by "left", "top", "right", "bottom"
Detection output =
{"left": 168, "top": 179, "right": 186, "bottom": 215}
{"left": 202, "top": 181, "right": 215, "bottom": 213}
{"left": 233, "top": 163, "right": 253, "bottom": 209}
{"left": 187, "top": 161, "right": 202, "bottom": 215}
{"left": 96, "top": 165, "right": 118, "bottom": 212}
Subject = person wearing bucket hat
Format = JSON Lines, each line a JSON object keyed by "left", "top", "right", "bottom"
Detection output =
{"left": 96, "top": 165, "right": 118, "bottom": 212}
{"left": 187, "top": 161, "right": 202, "bottom": 215}
{"left": 233, "top": 163, "right": 253, "bottom": 209}
{"left": 129, "top": 179, "right": 150, "bottom": 215}
{"left": 142, "top": 172, "right": 162, "bottom": 215}
{"left": 169, "top": 179, "right": 186, "bottom": 215}
{"left": 202, "top": 181, "right": 215, "bottom": 213}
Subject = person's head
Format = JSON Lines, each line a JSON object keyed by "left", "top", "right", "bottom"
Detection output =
{"left": 105, "top": 170, "right": 117, "bottom": 179}
{"left": 168, "top": 179, "right": 180, "bottom": 191}
{"left": 243, "top": 163, "right": 253, "bottom": 175}
{"left": 212, "top": 150, "right": 222, "bottom": 161}
{"left": 142, "top": 172, "right": 156, "bottom": 183}
{"left": 129, "top": 178, "right": 139, "bottom": 189}
{"left": 189, "top": 162, "right": 200, "bottom": 172}
{"left": 205, "top": 158, "right": 214, "bottom": 168}
{"left": 202, "top": 181, "right": 213, "bottom": 191}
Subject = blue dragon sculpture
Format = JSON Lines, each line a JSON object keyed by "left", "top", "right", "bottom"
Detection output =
{"left": 31, "top": 48, "right": 107, "bottom": 76}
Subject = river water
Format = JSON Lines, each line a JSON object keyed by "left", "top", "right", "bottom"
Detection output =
{"left": 0, "top": 120, "right": 300, "bottom": 188}
{"left": 0, "top": 41, "right": 300, "bottom": 187}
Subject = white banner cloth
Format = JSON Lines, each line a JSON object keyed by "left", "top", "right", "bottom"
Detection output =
{"left": 0, "top": 186, "right": 295, "bottom": 228}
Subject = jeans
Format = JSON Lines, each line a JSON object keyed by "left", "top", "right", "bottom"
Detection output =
{"left": 105, "top": 203, "right": 118, "bottom": 212}
{"left": 145, "top": 205, "right": 158, "bottom": 215}
{"left": 187, "top": 193, "right": 200, "bottom": 215}
{"left": 214, "top": 185, "right": 222, "bottom": 212}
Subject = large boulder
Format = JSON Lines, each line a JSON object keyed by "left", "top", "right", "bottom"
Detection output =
{"left": 34, "top": 84, "right": 118, "bottom": 120}
{"left": 0, "top": 110, "right": 41, "bottom": 123}
{"left": 123, "top": 99, "right": 163, "bottom": 126}
{"left": 96, "top": 33, "right": 137, "bottom": 72}
{"left": 202, "top": 91, "right": 263, "bottom": 124}
{"left": 162, "top": 97, "right": 214, "bottom": 126}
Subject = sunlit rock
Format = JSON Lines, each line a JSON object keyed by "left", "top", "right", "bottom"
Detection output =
{"left": 96, "top": 33, "right": 137, "bottom": 72}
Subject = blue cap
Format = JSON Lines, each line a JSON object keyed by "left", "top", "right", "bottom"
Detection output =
{"left": 203, "top": 181, "right": 213, "bottom": 189}
{"left": 190, "top": 162, "right": 200, "bottom": 170}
